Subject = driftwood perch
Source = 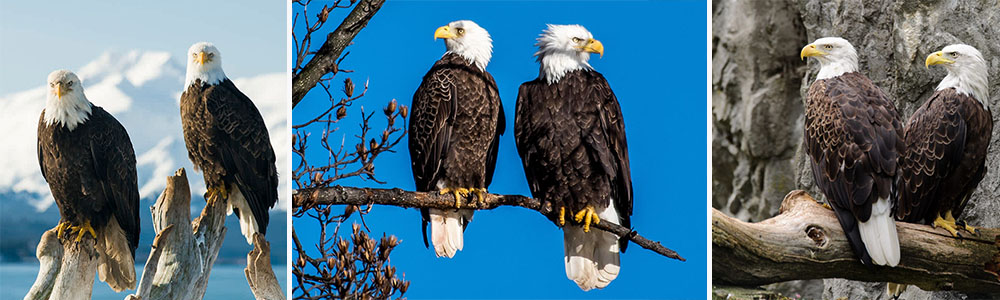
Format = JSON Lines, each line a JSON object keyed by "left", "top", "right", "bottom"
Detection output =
{"left": 294, "top": 185, "right": 685, "bottom": 261}
{"left": 713, "top": 190, "right": 1000, "bottom": 293}
{"left": 24, "top": 228, "right": 100, "bottom": 300}
{"left": 25, "top": 168, "right": 283, "bottom": 300}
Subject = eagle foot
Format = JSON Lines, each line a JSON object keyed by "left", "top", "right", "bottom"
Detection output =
{"left": 933, "top": 212, "right": 961, "bottom": 238}
{"left": 820, "top": 202, "right": 832, "bottom": 210}
{"left": 207, "top": 184, "right": 230, "bottom": 205}
{"left": 439, "top": 187, "right": 471, "bottom": 208}
{"left": 470, "top": 188, "right": 488, "bottom": 206}
{"left": 573, "top": 206, "right": 601, "bottom": 233}
{"left": 558, "top": 206, "right": 566, "bottom": 226}
{"left": 71, "top": 221, "right": 97, "bottom": 243}
{"left": 54, "top": 221, "right": 71, "bottom": 240}
{"left": 956, "top": 219, "right": 979, "bottom": 236}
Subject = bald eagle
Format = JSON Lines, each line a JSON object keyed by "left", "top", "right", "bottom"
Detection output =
{"left": 180, "top": 42, "right": 278, "bottom": 244}
{"left": 408, "top": 20, "right": 504, "bottom": 258}
{"left": 897, "top": 44, "right": 992, "bottom": 235}
{"left": 801, "top": 37, "right": 902, "bottom": 266}
{"left": 37, "top": 70, "right": 140, "bottom": 292}
{"left": 514, "top": 24, "right": 631, "bottom": 291}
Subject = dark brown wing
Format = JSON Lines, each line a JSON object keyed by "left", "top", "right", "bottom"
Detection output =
{"left": 898, "top": 88, "right": 992, "bottom": 222}
{"left": 514, "top": 70, "right": 632, "bottom": 251}
{"left": 590, "top": 72, "right": 633, "bottom": 251}
{"left": 409, "top": 63, "right": 457, "bottom": 193}
{"left": 88, "top": 107, "right": 141, "bottom": 257}
{"left": 205, "top": 79, "right": 279, "bottom": 234}
{"left": 804, "top": 72, "right": 902, "bottom": 265}
{"left": 409, "top": 59, "right": 461, "bottom": 248}
{"left": 482, "top": 73, "right": 505, "bottom": 187}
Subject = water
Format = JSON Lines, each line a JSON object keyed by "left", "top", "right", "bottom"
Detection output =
{"left": 0, "top": 263, "right": 286, "bottom": 299}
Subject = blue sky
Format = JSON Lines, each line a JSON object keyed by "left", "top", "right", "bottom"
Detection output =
{"left": 0, "top": 0, "right": 285, "bottom": 93}
{"left": 294, "top": 1, "right": 707, "bottom": 299}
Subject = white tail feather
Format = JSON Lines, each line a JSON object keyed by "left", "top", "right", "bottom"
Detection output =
{"left": 96, "top": 216, "right": 136, "bottom": 292}
{"left": 429, "top": 208, "right": 473, "bottom": 258}
{"left": 227, "top": 186, "right": 259, "bottom": 245}
{"left": 563, "top": 201, "right": 621, "bottom": 291}
{"left": 857, "top": 197, "right": 900, "bottom": 266}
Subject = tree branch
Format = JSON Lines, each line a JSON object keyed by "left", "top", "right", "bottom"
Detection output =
{"left": 292, "top": 0, "right": 385, "bottom": 107}
{"left": 293, "top": 186, "right": 685, "bottom": 261}
{"left": 713, "top": 190, "right": 1000, "bottom": 293}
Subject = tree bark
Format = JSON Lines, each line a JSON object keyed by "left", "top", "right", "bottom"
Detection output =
{"left": 25, "top": 168, "right": 284, "bottom": 300}
{"left": 294, "top": 185, "right": 685, "bottom": 261}
{"left": 713, "top": 190, "right": 1000, "bottom": 293}
{"left": 292, "top": 0, "right": 385, "bottom": 107}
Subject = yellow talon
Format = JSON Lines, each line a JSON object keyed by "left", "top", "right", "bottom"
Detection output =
{"left": 558, "top": 206, "right": 566, "bottom": 226}
{"left": 74, "top": 221, "right": 96, "bottom": 242}
{"left": 473, "top": 188, "right": 487, "bottom": 205}
{"left": 439, "top": 187, "right": 471, "bottom": 208}
{"left": 933, "top": 212, "right": 960, "bottom": 237}
{"left": 962, "top": 223, "right": 978, "bottom": 235}
{"left": 573, "top": 206, "right": 599, "bottom": 233}
{"left": 55, "top": 222, "right": 68, "bottom": 239}
{"left": 574, "top": 208, "right": 587, "bottom": 223}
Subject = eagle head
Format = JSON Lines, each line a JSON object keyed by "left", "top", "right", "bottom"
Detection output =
{"left": 927, "top": 44, "right": 989, "bottom": 105}
{"left": 801, "top": 37, "right": 859, "bottom": 80}
{"left": 534, "top": 24, "right": 603, "bottom": 84}
{"left": 44, "top": 70, "right": 92, "bottom": 130}
{"left": 185, "top": 42, "right": 227, "bottom": 89}
{"left": 436, "top": 20, "right": 492, "bottom": 71}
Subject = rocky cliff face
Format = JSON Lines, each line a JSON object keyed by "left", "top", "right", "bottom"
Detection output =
{"left": 713, "top": 0, "right": 1000, "bottom": 298}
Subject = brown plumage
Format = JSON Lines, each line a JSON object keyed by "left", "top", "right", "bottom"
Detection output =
{"left": 180, "top": 78, "right": 278, "bottom": 241}
{"left": 897, "top": 88, "right": 992, "bottom": 224}
{"left": 38, "top": 105, "right": 140, "bottom": 292}
{"left": 805, "top": 71, "right": 903, "bottom": 266}
{"left": 408, "top": 52, "right": 504, "bottom": 253}
{"left": 514, "top": 69, "right": 632, "bottom": 232}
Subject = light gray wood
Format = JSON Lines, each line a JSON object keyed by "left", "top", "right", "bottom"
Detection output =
{"left": 713, "top": 190, "right": 1000, "bottom": 293}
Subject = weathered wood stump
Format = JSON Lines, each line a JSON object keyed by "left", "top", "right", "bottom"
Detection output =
{"left": 26, "top": 168, "right": 284, "bottom": 300}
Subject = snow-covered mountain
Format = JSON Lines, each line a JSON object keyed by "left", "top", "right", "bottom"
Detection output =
{"left": 0, "top": 50, "right": 288, "bottom": 212}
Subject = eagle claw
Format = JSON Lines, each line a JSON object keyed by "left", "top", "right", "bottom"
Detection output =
{"left": 573, "top": 206, "right": 601, "bottom": 232}
{"left": 439, "top": 187, "right": 471, "bottom": 208}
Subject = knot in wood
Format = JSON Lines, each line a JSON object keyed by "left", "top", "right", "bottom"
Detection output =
{"left": 806, "top": 225, "right": 828, "bottom": 247}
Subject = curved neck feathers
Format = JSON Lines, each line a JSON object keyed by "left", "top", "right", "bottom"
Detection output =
{"left": 185, "top": 65, "right": 227, "bottom": 89}
{"left": 538, "top": 51, "right": 592, "bottom": 84}
{"left": 44, "top": 92, "right": 93, "bottom": 131}
{"left": 938, "top": 65, "right": 990, "bottom": 109}
{"left": 445, "top": 42, "right": 491, "bottom": 71}
{"left": 815, "top": 57, "right": 859, "bottom": 80}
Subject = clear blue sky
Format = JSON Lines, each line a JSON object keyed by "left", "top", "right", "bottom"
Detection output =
{"left": 0, "top": 0, "right": 285, "bottom": 93}
{"left": 293, "top": 1, "right": 707, "bottom": 298}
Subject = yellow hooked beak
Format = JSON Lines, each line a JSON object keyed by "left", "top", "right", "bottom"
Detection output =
{"left": 197, "top": 51, "right": 209, "bottom": 65}
{"left": 434, "top": 26, "right": 457, "bottom": 40}
{"left": 800, "top": 44, "right": 826, "bottom": 60}
{"left": 582, "top": 38, "right": 604, "bottom": 58}
{"left": 925, "top": 51, "right": 954, "bottom": 68}
{"left": 54, "top": 82, "right": 67, "bottom": 99}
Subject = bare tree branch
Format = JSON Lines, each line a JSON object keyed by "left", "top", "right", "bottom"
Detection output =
{"left": 293, "top": 186, "right": 686, "bottom": 261}
{"left": 713, "top": 190, "right": 1000, "bottom": 293}
{"left": 293, "top": 0, "right": 386, "bottom": 107}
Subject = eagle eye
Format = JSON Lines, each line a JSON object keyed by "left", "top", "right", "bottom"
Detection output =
{"left": 457, "top": 28, "right": 465, "bottom": 35}
{"left": 824, "top": 45, "right": 833, "bottom": 50}
{"left": 572, "top": 37, "right": 582, "bottom": 43}
{"left": 67, "top": 81, "right": 73, "bottom": 87}
{"left": 949, "top": 52, "right": 959, "bottom": 57}
{"left": 209, "top": 53, "right": 215, "bottom": 58}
